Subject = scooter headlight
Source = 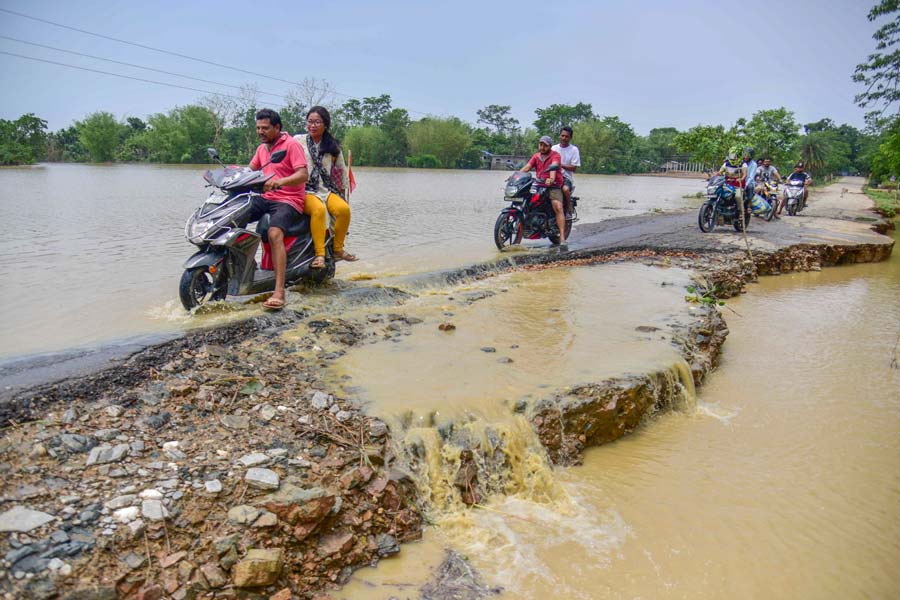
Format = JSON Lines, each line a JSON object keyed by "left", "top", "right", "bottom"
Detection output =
{"left": 186, "top": 218, "right": 215, "bottom": 243}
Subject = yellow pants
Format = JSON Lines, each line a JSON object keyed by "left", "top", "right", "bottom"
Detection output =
{"left": 304, "top": 192, "right": 351, "bottom": 256}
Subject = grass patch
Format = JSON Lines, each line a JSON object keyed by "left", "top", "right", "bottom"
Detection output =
{"left": 863, "top": 186, "right": 900, "bottom": 218}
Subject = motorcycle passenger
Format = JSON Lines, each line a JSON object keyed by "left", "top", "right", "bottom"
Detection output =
{"left": 518, "top": 135, "right": 567, "bottom": 244}
{"left": 247, "top": 108, "right": 309, "bottom": 310}
{"left": 784, "top": 162, "right": 812, "bottom": 209}
{"left": 293, "top": 106, "right": 356, "bottom": 269}
{"left": 741, "top": 147, "right": 771, "bottom": 216}
{"left": 757, "top": 158, "right": 782, "bottom": 216}
{"left": 552, "top": 126, "right": 581, "bottom": 218}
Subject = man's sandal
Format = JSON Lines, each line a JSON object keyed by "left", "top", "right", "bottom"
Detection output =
{"left": 311, "top": 256, "right": 326, "bottom": 269}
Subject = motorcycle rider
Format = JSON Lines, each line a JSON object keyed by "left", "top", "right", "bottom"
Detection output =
{"left": 246, "top": 108, "right": 309, "bottom": 310}
{"left": 718, "top": 149, "right": 744, "bottom": 189}
{"left": 784, "top": 162, "right": 812, "bottom": 210}
{"left": 518, "top": 135, "right": 567, "bottom": 244}
{"left": 552, "top": 126, "right": 580, "bottom": 218}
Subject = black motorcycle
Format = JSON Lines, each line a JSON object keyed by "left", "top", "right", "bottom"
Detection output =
{"left": 179, "top": 148, "right": 334, "bottom": 310}
{"left": 493, "top": 169, "right": 577, "bottom": 250}
{"left": 698, "top": 174, "right": 751, "bottom": 233}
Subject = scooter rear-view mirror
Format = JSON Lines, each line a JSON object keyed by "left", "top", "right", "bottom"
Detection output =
{"left": 270, "top": 150, "right": 287, "bottom": 164}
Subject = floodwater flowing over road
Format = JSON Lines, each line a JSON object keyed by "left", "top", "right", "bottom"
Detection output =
{"left": 332, "top": 232, "right": 900, "bottom": 599}
{"left": 0, "top": 164, "right": 702, "bottom": 361}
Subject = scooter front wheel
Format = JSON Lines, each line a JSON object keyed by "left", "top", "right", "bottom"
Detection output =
{"left": 179, "top": 266, "right": 227, "bottom": 311}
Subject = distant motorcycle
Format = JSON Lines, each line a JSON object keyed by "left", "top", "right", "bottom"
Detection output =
{"left": 493, "top": 168, "right": 577, "bottom": 249}
{"left": 179, "top": 148, "right": 334, "bottom": 310}
{"left": 698, "top": 174, "right": 751, "bottom": 233}
{"left": 763, "top": 181, "right": 780, "bottom": 220}
{"left": 784, "top": 181, "right": 806, "bottom": 216}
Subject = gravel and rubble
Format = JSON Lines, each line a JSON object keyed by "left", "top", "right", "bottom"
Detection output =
{"left": 0, "top": 318, "right": 426, "bottom": 600}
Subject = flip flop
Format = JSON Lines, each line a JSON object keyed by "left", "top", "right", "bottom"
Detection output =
{"left": 335, "top": 250, "right": 358, "bottom": 262}
{"left": 263, "top": 297, "right": 285, "bottom": 310}
{"left": 311, "top": 256, "right": 326, "bottom": 269}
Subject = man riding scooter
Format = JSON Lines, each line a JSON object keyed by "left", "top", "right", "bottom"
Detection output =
{"left": 245, "top": 108, "right": 308, "bottom": 310}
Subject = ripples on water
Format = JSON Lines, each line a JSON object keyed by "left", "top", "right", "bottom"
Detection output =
{"left": 0, "top": 164, "right": 701, "bottom": 358}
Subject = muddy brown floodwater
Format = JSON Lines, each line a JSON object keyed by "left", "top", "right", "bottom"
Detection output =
{"left": 332, "top": 231, "right": 900, "bottom": 599}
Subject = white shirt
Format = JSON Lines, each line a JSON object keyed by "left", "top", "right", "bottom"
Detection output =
{"left": 552, "top": 143, "right": 581, "bottom": 181}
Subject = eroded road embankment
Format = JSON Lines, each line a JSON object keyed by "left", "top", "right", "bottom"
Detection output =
{"left": 0, "top": 182, "right": 893, "bottom": 600}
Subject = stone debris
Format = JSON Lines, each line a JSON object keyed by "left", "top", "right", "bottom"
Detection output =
{"left": 245, "top": 468, "right": 280, "bottom": 490}
{"left": 84, "top": 443, "right": 129, "bottom": 466}
{"left": 0, "top": 506, "right": 54, "bottom": 533}
{"left": 0, "top": 310, "right": 425, "bottom": 599}
{"left": 232, "top": 548, "right": 284, "bottom": 587}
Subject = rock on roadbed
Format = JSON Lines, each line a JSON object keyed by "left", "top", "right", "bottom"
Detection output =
{"left": 0, "top": 326, "right": 422, "bottom": 600}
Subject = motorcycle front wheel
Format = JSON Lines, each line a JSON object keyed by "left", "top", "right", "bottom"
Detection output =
{"left": 787, "top": 201, "right": 797, "bottom": 216}
{"left": 698, "top": 202, "right": 717, "bottom": 232}
{"left": 494, "top": 212, "right": 523, "bottom": 250}
{"left": 179, "top": 266, "right": 227, "bottom": 310}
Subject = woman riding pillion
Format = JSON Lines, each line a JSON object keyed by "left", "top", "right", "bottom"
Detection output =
{"left": 293, "top": 106, "right": 357, "bottom": 269}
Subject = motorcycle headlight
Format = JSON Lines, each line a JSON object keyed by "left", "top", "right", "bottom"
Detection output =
{"left": 186, "top": 218, "right": 215, "bottom": 243}
{"left": 505, "top": 185, "right": 519, "bottom": 197}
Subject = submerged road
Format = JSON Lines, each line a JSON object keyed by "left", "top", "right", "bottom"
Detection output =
{"left": 0, "top": 178, "right": 893, "bottom": 401}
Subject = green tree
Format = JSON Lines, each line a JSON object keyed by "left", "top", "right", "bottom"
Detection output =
{"left": 0, "top": 114, "right": 48, "bottom": 165}
{"left": 335, "top": 94, "right": 393, "bottom": 131}
{"left": 77, "top": 112, "right": 123, "bottom": 162}
{"left": 673, "top": 124, "right": 739, "bottom": 167}
{"left": 854, "top": 0, "right": 900, "bottom": 122}
{"left": 342, "top": 126, "right": 391, "bottom": 166}
{"left": 575, "top": 116, "right": 640, "bottom": 174}
{"left": 742, "top": 108, "right": 800, "bottom": 166}
{"left": 476, "top": 105, "right": 519, "bottom": 135}
{"left": 46, "top": 126, "right": 87, "bottom": 162}
{"left": 379, "top": 108, "right": 410, "bottom": 167}
{"left": 139, "top": 105, "right": 217, "bottom": 163}
{"left": 407, "top": 117, "right": 472, "bottom": 168}
{"left": 533, "top": 102, "right": 595, "bottom": 136}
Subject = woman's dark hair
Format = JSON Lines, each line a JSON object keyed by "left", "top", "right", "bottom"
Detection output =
{"left": 255, "top": 108, "right": 282, "bottom": 129}
{"left": 307, "top": 106, "right": 340, "bottom": 156}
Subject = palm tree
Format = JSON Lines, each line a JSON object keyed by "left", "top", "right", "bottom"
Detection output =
{"left": 800, "top": 133, "right": 828, "bottom": 176}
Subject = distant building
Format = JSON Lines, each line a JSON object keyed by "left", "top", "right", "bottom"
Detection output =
{"left": 483, "top": 153, "right": 529, "bottom": 171}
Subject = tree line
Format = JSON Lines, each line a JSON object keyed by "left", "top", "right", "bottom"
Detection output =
{"left": 0, "top": 96, "right": 880, "bottom": 180}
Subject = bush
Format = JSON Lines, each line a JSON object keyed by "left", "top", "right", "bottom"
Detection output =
{"left": 406, "top": 154, "right": 441, "bottom": 168}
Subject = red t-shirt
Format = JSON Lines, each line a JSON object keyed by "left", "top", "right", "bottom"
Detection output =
{"left": 527, "top": 150, "right": 563, "bottom": 187}
{"left": 249, "top": 132, "right": 307, "bottom": 213}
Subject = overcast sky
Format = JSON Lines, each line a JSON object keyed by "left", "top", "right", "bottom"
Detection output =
{"left": 0, "top": 0, "right": 880, "bottom": 134}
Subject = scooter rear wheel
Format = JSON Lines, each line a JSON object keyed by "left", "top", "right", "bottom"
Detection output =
{"left": 179, "top": 266, "right": 227, "bottom": 311}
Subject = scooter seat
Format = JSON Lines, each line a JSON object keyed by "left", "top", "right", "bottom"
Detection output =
{"left": 256, "top": 213, "right": 310, "bottom": 243}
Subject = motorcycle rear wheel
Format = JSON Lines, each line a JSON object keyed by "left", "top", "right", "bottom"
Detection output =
{"left": 494, "top": 212, "right": 523, "bottom": 250}
{"left": 548, "top": 220, "right": 573, "bottom": 245}
{"left": 698, "top": 202, "right": 717, "bottom": 232}
{"left": 179, "top": 266, "right": 227, "bottom": 311}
